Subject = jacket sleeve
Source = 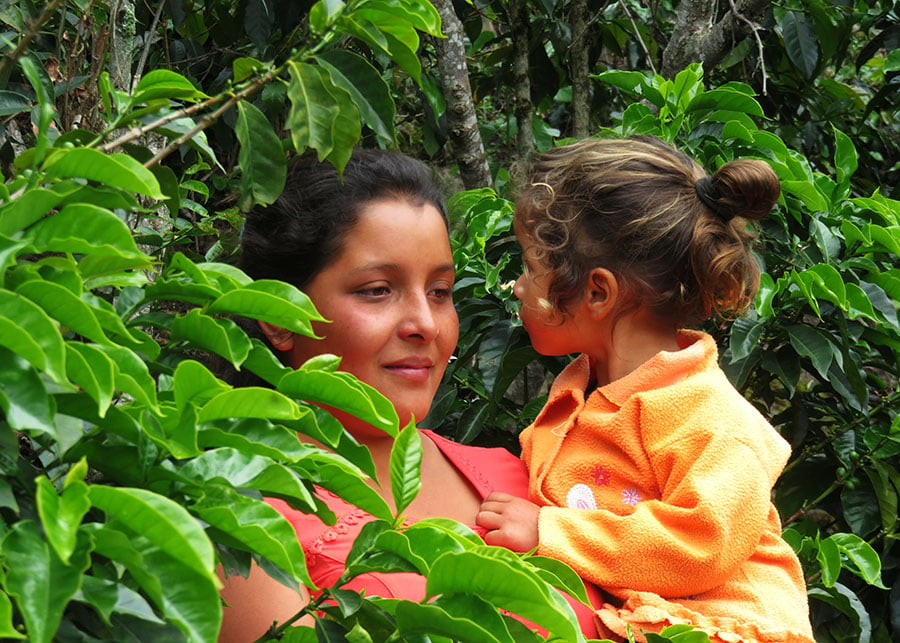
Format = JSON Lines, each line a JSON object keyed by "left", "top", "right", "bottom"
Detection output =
{"left": 537, "top": 414, "right": 784, "bottom": 598}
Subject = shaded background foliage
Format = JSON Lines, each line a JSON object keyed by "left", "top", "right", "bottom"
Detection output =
{"left": 0, "top": 0, "right": 897, "bottom": 641}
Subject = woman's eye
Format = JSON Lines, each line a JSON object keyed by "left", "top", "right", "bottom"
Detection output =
{"left": 356, "top": 285, "right": 390, "bottom": 297}
{"left": 432, "top": 287, "right": 453, "bottom": 300}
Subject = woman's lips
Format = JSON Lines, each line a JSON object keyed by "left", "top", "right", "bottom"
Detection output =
{"left": 384, "top": 359, "right": 434, "bottom": 382}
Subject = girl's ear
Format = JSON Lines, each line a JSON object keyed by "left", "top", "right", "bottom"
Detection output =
{"left": 257, "top": 321, "right": 295, "bottom": 351}
{"left": 585, "top": 268, "right": 619, "bottom": 320}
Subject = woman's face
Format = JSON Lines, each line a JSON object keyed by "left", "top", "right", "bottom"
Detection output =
{"left": 287, "top": 198, "right": 459, "bottom": 430}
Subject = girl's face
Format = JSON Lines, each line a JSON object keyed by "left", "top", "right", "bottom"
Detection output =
{"left": 286, "top": 198, "right": 459, "bottom": 431}
{"left": 513, "top": 228, "right": 585, "bottom": 356}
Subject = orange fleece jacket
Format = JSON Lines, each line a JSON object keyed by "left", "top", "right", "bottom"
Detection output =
{"left": 521, "top": 330, "right": 814, "bottom": 643}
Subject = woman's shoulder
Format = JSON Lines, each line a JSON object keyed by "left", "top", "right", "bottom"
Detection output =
{"left": 420, "top": 429, "right": 529, "bottom": 498}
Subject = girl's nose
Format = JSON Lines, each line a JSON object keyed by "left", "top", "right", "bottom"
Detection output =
{"left": 513, "top": 274, "right": 526, "bottom": 300}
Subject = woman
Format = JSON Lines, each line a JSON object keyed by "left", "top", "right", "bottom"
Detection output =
{"left": 218, "top": 149, "right": 602, "bottom": 641}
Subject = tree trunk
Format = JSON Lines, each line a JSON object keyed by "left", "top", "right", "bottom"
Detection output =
{"left": 661, "top": 0, "right": 773, "bottom": 78}
{"left": 569, "top": 0, "right": 591, "bottom": 138}
{"left": 429, "top": 0, "right": 493, "bottom": 189}
{"left": 507, "top": 0, "right": 534, "bottom": 162}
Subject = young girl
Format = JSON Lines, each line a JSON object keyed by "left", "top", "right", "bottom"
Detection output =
{"left": 476, "top": 136, "right": 814, "bottom": 643}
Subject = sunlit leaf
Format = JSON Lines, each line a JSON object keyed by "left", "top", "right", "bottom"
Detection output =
{"left": 236, "top": 100, "right": 287, "bottom": 209}
{"left": 43, "top": 148, "right": 165, "bottom": 199}
{"left": 390, "top": 420, "right": 422, "bottom": 519}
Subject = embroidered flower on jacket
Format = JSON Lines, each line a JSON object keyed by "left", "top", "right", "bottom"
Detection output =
{"left": 622, "top": 487, "right": 641, "bottom": 506}
{"left": 592, "top": 465, "right": 610, "bottom": 486}
{"left": 566, "top": 483, "right": 598, "bottom": 510}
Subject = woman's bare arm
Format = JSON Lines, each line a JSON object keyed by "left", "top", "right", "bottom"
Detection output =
{"left": 218, "top": 564, "right": 311, "bottom": 642}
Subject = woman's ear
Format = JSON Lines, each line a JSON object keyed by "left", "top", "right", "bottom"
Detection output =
{"left": 257, "top": 321, "right": 295, "bottom": 351}
{"left": 585, "top": 268, "right": 619, "bottom": 320}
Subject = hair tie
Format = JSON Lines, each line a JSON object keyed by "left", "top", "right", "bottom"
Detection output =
{"left": 695, "top": 176, "right": 734, "bottom": 221}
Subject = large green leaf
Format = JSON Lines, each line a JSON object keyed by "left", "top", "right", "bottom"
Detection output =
{"left": 316, "top": 50, "right": 395, "bottom": 144}
{"left": 170, "top": 308, "right": 253, "bottom": 366}
{"left": 173, "top": 359, "right": 232, "bottom": 412}
{"left": 17, "top": 279, "right": 112, "bottom": 345}
{"left": 207, "top": 280, "right": 325, "bottom": 338}
{"left": 89, "top": 486, "right": 216, "bottom": 579}
{"left": 279, "top": 366, "right": 399, "bottom": 436}
{"left": 425, "top": 547, "right": 584, "bottom": 642}
{"left": 95, "top": 344, "right": 159, "bottom": 410}
{"left": 133, "top": 69, "right": 208, "bottom": 103}
{"left": 0, "top": 289, "right": 67, "bottom": 384}
{"left": 287, "top": 61, "right": 340, "bottom": 161}
{"left": 0, "top": 186, "right": 64, "bottom": 235}
{"left": 1, "top": 521, "right": 92, "bottom": 643}
{"left": 177, "top": 447, "right": 317, "bottom": 510}
{"left": 236, "top": 100, "right": 287, "bottom": 209}
{"left": 780, "top": 10, "right": 819, "bottom": 81}
{"left": 43, "top": 148, "right": 165, "bottom": 199}
{"left": 27, "top": 203, "right": 148, "bottom": 261}
{"left": 389, "top": 420, "right": 422, "bottom": 519}
{"left": 194, "top": 484, "right": 314, "bottom": 587}
{"left": 65, "top": 342, "right": 116, "bottom": 418}
{"left": 296, "top": 452, "right": 394, "bottom": 521}
{"left": 89, "top": 525, "right": 222, "bottom": 642}
{"left": 0, "top": 347, "right": 55, "bottom": 433}
{"left": 786, "top": 324, "right": 835, "bottom": 378}
{"left": 35, "top": 460, "right": 91, "bottom": 564}
{"left": 394, "top": 595, "right": 509, "bottom": 642}
{"left": 197, "top": 387, "right": 306, "bottom": 423}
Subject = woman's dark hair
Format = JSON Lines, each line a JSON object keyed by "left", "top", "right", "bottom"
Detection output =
{"left": 223, "top": 149, "right": 448, "bottom": 386}
{"left": 515, "top": 135, "right": 780, "bottom": 325}
{"left": 240, "top": 148, "right": 448, "bottom": 290}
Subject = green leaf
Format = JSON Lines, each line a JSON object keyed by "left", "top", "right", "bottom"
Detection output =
{"left": 829, "top": 532, "right": 886, "bottom": 588}
{"left": 0, "top": 90, "right": 30, "bottom": 116}
{"left": 178, "top": 447, "right": 316, "bottom": 510}
{"left": 207, "top": 279, "right": 325, "bottom": 338}
{"left": 316, "top": 50, "right": 395, "bottom": 144}
{"left": 297, "top": 453, "right": 394, "bottom": 521}
{"left": 0, "top": 289, "right": 68, "bottom": 384}
{"left": 134, "top": 69, "right": 207, "bottom": 101}
{"left": 287, "top": 61, "right": 339, "bottom": 160}
{"left": 1, "top": 521, "right": 92, "bottom": 643}
{"left": 525, "top": 555, "right": 592, "bottom": 606}
{"left": 394, "top": 596, "right": 508, "bottom": 642}
{"left": 0, "top": 346, "right": 55, "bottom": 433}
{"left": 27, "top": 203, "right": 148, "bottom": 261}
{"left": 170, "top": 308, "right": 253, "bottom": 366}
{"left": 173, "top": 359, "right": 232, "bottom": 412}
{"left": 236, "top": 100, "right": 287, "bottom": 209}
{"left": 89, "top": 486, "right": 216, "bottom": 579}
{"left": 66, "top": 342, "right": 116, "bottom": 417}
{"left": 0, "top": 187, "right": 64, "bottom": 235}
{"left": 194, "top": 484, "right": 314, "bottom": 587}
{"left": 816, "top": 534, "right": 841, "bottom": 587}
{"left": 43, "top": 148, "right": 165, "bottom": 199}
{"left": 75, "top": 575, "right": 165, "bottom": 627}
{"left": 807, "top": 583, "right": 871, "bottom": 641}
{"left": 278, "top": 367, "right": 399, "bottom": 435}
{"left": 832, "top": 126, "right": 858, "bottom": 188}
{"left": 686, "top": 87, "right": 764, "bottom": 118}
{"left": 198, "top": 417, "right": 311, "bottom": 461}
{"left": 0, "top": 589, "right": 26, "bottom": 639}
{"left": 17, "top": 279, "right": 111, "bottom": 345}
{"left": 89, "top": 524, "right": 222, "bottom": 642}
{"left": 286, "top": 61, "right": 361, "bottom": 171}
{"left": 426, "top": 547, "right": 584, "bottom": 642}
{"left": 389, "top": 420, "right": 422, "bottom": 519}
{"left": 786, "top": 324, "right": 835, "bottom": 378}
{"left": 781, "top": 11, "right": 819, "bottom": 81}
{"left": 35, "top": 468, "right": 90, "bottom": 564}
{"left": 197, "top": 387, "right": 305, "bottom": 423}
{"left": 95, "top": 344, "right": 159, "bottom": 410}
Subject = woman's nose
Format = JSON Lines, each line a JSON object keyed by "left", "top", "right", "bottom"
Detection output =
{"left": 400, "top": 296, "right": 439, "bottom": 341}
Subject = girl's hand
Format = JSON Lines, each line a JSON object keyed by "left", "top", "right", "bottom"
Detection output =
{"left": 477, "top": 492, "right": 540, "bottom": 552}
